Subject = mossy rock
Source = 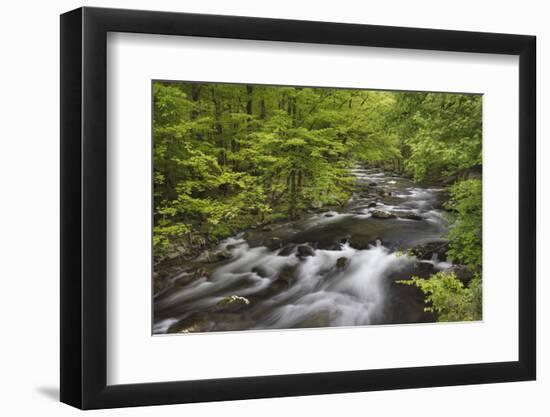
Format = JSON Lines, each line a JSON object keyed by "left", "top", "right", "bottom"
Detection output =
{"left": 200, "top": 249, "right": 232, "bottom": 263}
{"left": 215, "top": 295, "right": 251, "bottom": 312}
{"left": 371, "top": 210, "right": 397, "bottom": 219}
{"left": 336, "top": 257, "right": 348, "bottom": 269}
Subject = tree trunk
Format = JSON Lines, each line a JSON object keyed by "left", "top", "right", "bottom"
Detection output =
{"left": 289, "top": 170, "right": 297, "bottom": 218}
{"left": 246, "top": 85, "right": 254, "bottom": 115}
{"left": 260, "top": 98, "right": 266, "bottom": 119}
{"left": 190, "top": 84, "right": 201, "bottom": 119}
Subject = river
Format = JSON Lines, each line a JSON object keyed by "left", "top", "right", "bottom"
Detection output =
{"left": 153, "top": 167, "right": 454, "bottom": 334}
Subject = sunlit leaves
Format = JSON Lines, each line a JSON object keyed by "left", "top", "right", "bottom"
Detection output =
{"left": 445, "top": 179, "right": 482, "bottom": 272}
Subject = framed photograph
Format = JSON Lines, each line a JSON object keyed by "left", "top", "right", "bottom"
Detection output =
{"left": 60, "top": 6, "right": 536, "bottom": 409}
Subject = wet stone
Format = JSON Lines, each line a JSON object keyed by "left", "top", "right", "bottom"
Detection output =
{"left": 399, "top": 213, "right": 423, "bottom": 221}
{"left": 251, "top": 265, "right": 270, "bottom": 278}
{"left": 278, "top": 243, "right": 297, "bottom": 256}
{"left": 336, "top": 257, "right": 348, "bottom": 269}
{"left": 296, "top": 245, "right": 315, "bottom": 258}
{"left": 371, "top": 210, "right": 397, "bottom": 219}
{"left": 215, "top": 295, "right": 251, "bottom": 312}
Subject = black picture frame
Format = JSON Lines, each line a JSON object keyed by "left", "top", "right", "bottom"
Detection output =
{"left": 60, "top": 6, "right": 536, "bottom": 410}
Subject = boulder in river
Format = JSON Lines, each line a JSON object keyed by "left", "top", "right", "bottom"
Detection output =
{"left": 325, "top": 242, "right": 344, "bottom": 251}
{"left": 296, "top": 245, "right": 315, "bottom": 258}
{"left": 173, "top": 267, "right": 209, "bottom": 288}
{"left": 278, "top": 243, "right": 296, "bottom": 256}
{"left": 216, "top": 250, "right": 233, "bottom": 260}
{"left": 153, "top": 270, "right": 171, "bottom": 294}
{"left": 266, "top": 236, "right": 283, "bottom": 250}
{"left": 324, "top": 212, "right": 336, "bottom": 218}
{"left": 251, "top": 265, "right": 270, "bottom": 278}
{"left": 371, "top": 210, "right": 397, "bottom": 219}
{"left": 446, "top": 265, "right": 474, "bottom": 284}
{"left": 367, "top": 202, "right": 378, "bottom": 208}
{"left": 369, "top": 182, "right": 378, "bottom": 186}
{"left": 411, "top": 240, "right": 449, "bottom": 260}
{"left": 200, "top": 249, "right": 232, "bottom": 263}
{"left": 215, "top": 295, "right": 251, "bottom": 312}
{"left": 348, "top": 236, "right": 388, "bottom": 250}
{"left": 336, "top": 257, "right": 348, "bottom": 269}
{"left": 413, "top": 261, "right": 437, "bottom": 278}
{"left": 272, "top": 264, "right": 298, "bottom": 289}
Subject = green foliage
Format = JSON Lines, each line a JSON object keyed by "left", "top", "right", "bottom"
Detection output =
{"left": 385, "top": 93, "right": 482, "bottom": 181}
{"left": 152, "top": 82, "right": 402, "bottom": 259}
{"left": 445, "top": 179, "right": 482, "bottom": 272}
{"left": 398, "top": 272, "right": 482, "bottom": 322}
{"left": 152, "top": 81, "right": 483, "bottom": 267}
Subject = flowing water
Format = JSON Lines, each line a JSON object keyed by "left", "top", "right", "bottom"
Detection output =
{"left": 154, "top": 168, "right": 453, "bottom": 334}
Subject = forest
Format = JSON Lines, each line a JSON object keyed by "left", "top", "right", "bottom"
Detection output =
{"left": 153, "top": 81, "right": 482, "bottom": 328}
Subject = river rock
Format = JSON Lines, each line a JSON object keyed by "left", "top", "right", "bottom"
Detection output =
{"left": 278, "top": 243, "right": 296, "bottom": 256}
{"left": 336, "top": 257, "right": 348, "bottom": 269}
{"left": 296, "top": 245, "right": 315, "bottom": 258}
{"left": 411, "top": 240, "right": 449, "bottom": 260}
{"left": 217, "top": 250, "right": 233, "bottom": 260}
{"left": 200, "top": 249, "right": 232, "bottom": 263}
{"left": 400, "top": 213, "right": 423, "bottom": 221}
{"left": 325, "top": 242, "right": 344, "bottom": 251}
{"left": 215, "top": 295, "right": 251, "bottom": 312}
{"left": 413, "top": 261, "right": 437, "bottom": 278}
{"left": 324, "top": 212, "right": 336, "bottom": 217}
{"left": 371, "top": 210, "right": 397, "bottom": 219}
{"left": 251, "top": 265, "right": 270, "bottom": 278}
{"left": 273, "top": 264, "right": 298, "bottom": 288}
{"left": 174, "top": 267, "right": 208, "bottom": 287}
{"left": 167, "top": 313, "right": 214, "bottom": 333}
{"left": 352, "top": 236, "right": 396, "bottom": 250}
{"left": 446, "top": 265, "right": 474, "bottom": 284}
{"left": 369, "top": 182, "right": 378, "bottom": 186}
{"left": 367, "top": 202, "right": 378, "bottom": 208}
{"left": 153, "top": 270, "right": 171, "bottom": 294}
{"left": 266, "top": 236, "right": 282, "bottom": 250}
